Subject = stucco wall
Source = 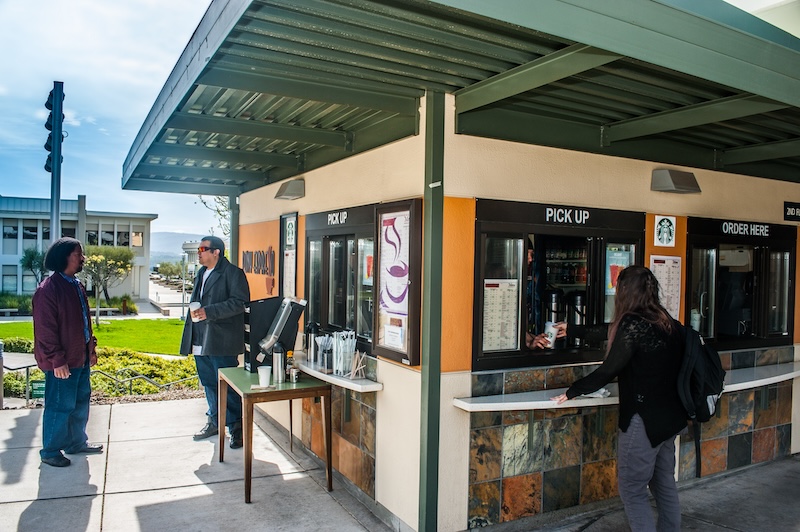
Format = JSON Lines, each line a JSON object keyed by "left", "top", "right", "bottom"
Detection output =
{"left": 375, "top": 359, "right": 422, "bottom": 530}
{"left": 443, "top": 98, "right": 798, "bottom": 225}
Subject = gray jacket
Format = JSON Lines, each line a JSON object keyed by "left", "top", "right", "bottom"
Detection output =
{"left": 180, "top": 256, "right": 250, "bottom": 356}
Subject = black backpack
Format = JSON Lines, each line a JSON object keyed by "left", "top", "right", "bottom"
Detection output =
{"left": 677, "top": 323, "right": 726, "bottom": 476}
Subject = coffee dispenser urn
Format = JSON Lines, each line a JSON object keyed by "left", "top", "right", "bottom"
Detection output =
{"left": 543, "top": 289, "right": 564, "bottom": 324}
{"left": 566, "top": 290, "right": 587, "bottom": 347}
{"left": 306, "top": 322, "right": 319, "bottom": 366}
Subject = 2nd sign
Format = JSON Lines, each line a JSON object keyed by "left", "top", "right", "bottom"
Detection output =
{"left": 785, "top": 202, "right": 800, "bottom": 222}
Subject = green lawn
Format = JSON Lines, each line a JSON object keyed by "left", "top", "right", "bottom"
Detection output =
{"left": 0, "top": 319, "right": 185, "bottom": 355}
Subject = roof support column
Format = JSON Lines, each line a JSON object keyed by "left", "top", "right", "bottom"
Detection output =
{"left": 229, "top": 195, "right": 240, "bottom": 267}
{"left": 419, "top": 91, "right": 444, "bottom": 532}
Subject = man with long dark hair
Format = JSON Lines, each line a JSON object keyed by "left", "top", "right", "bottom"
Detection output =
{"left": 33, "top": 237, "right": 102, "bottom": 467}
{"left": 552, "top": 265, "right": 686, "bottom": 531}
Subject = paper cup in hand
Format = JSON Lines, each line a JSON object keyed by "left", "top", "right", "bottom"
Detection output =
{"left": 544, "top": 322, "right": 557, "bottom": 349}
{"left": 189, "top": 302, "right": 201, "bottom": 322}
{"left": 257, "top": 366, "right": 271, "bottom": 387}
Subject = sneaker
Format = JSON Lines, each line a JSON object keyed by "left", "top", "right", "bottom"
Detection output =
{"left": 193, "top": 422, "right": 219, "bottom": 441}
{"left": 42, "top": 453, "right": 71, "bottom": 467}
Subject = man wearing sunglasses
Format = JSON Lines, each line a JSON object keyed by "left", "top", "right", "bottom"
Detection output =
{"left": 180, "top": 236, "right": 250, "bottom": 448}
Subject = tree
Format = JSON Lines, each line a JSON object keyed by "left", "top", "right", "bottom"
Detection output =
{"left": 197, "top": 195, "right": 230, "bottom": 237}
{"left": 20, "top": 248, "right": 48, "bottom": 285}
{"left": 81, "top": 245, "right": 134, "bottom": 324}
{"left": 157, "top": 261, "right": 181, "bottom": 278}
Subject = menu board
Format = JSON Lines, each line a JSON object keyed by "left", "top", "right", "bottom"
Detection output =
{"left": 482, "top": 279, "right": 520, "bottom": 351}
{"left": 650, "top": 255, "right": 682, "bottom": 319}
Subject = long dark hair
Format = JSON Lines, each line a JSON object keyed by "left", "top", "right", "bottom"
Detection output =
{"left": 44, "top": 237, "right": 82, "bottom": 273}
{"left": 606, "top": 265, "right": 674, "bottom": 352}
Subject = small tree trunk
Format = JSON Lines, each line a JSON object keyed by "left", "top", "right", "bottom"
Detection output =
{"left": 95, "top": 284, "right": 101, "bottom": 327}
{"left": 102, "top": 284, "right": 112, "bottom": 305}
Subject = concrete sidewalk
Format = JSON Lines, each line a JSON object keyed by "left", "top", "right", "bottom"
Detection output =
{"left": 0, "top": 399, "right": 389, "bottom": 532}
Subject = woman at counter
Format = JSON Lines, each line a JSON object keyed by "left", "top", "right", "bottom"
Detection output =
{"left": 551, "top": 265, "right": 685, "bottom": 532}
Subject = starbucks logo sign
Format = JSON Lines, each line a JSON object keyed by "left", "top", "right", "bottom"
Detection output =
{"left": 654, "top": 216, "right": 676, "bottom": 247}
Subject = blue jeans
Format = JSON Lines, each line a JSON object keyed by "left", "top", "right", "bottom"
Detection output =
{"left": 194, "top": 355, "right": 242, "bottom": 429}
{"left": 617, "top": 414, "right": 681, "bottom": 532}
{"left": 41, "top": 362, "right": 92, "bottom": 459}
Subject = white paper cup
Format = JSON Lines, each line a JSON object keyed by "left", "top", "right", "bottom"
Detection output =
{"left": 189, "top": 302, "right": 201, "bottom": 322}
{"left": 543, "top": 322, "right": 557, "bottom": 349}
{"left": 257, "top": 365, "right": 271, "bottom": 387}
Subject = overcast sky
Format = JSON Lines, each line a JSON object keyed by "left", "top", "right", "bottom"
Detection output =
{"left": 0, "top": 0, "right": 218, "bottom": 235}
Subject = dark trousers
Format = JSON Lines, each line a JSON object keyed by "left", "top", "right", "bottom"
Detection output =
{"left": 41, "top": 362, "right": 92, "bottom": 459}
{"left": 194, "top": 355, "right": 242, "bottom": 429}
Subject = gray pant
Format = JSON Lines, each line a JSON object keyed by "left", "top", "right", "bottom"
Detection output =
{"left": 617, "top": 414, "right": 681, "bottom": 532}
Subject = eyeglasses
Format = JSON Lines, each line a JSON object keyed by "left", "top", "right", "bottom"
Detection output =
{"left": 197, "top": 246, "right": 214, "bottom": 253}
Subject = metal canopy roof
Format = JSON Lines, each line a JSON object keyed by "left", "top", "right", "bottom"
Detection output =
{"left": 123, "top": 0, "right": 800, "bottom": 197}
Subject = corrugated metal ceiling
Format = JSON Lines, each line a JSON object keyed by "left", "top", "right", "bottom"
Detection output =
{"left": 123, "top": 0, "right": 800, "bottom": 196}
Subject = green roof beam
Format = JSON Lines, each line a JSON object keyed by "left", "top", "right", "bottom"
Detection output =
{"left": 166, "top": 112, "right": 353, "bottom": 150}
{"left": 603, "top": 94, "right": 789, "bottom": 145}
{"left": 431, "top": 0, "right": 800, "bottom": 108}
{"left": 123, "top": 178, "right": 244, "bottom": 196}
{"left": 198, "top": 67, "right": 418, "bottom": 116}
{"left": 147, "top": 143, "right": 301, "bottom": 169}
{"left": 455, "top": 44, "right": 621, "bottom": 114}
{"left": 135, "top": 163, "right": 269, "bottom": 184}
{"left": 721, "top": 137, "right": 800, "bottom": 166}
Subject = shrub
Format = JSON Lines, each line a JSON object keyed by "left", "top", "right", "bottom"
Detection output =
{"left": 2, "top": 337, "right": 34, "bottom": 353}
{"left": 0, "top": 293, "right": 33, "bottom": 314}
{"left": 2, "top": 346, "right": 199, "bottom": 398}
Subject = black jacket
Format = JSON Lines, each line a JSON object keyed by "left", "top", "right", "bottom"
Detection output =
{"left": 180, "top": 256, "right": 250, "bottom": 357}
{"left": 566, "top": 314, "right": 686, "bottom": 446}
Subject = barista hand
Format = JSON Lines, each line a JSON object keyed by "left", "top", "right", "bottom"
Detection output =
{"left": 526, "top": 322, "right": 568, "bottom": 350}
{"left": 526, "top": 332, "right": 550, "bottom": 349}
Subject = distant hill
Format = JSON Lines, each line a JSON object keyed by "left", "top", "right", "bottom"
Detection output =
{"left": 149, "top": 232, "right": 203, "bottom": 269}
{"left": 151, "top": 232, "right": 204, "bottom": 253}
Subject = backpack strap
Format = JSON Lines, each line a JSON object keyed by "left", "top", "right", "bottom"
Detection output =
{"left": 692, "top": 420, "right": 702, "bottom": 477}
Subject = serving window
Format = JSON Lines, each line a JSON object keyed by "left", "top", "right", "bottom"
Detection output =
{"left": 687, "top": 217, "right": 795, "bottom": 349}
{"left": 473, "top": 200, "right": 644, "bottom": 371}
{"left": 305, "top": 200, "right": 422, "bottom": 365}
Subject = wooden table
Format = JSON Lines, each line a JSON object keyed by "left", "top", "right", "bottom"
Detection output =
{"left": 217, "top": 367, "right": 332, "bottom": 503}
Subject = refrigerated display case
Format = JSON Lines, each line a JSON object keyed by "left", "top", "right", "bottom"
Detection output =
{"left": 473, "top": 200, "right": 645, "bottom": 370}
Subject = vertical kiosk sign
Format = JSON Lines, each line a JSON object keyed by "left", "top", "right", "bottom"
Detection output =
{"left": 281, "top": 213, "right": 297, "bottom": 298}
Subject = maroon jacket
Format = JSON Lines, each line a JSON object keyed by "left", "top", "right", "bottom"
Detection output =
{"left": 32, "top": 273, "right": 97, "bottom": 370}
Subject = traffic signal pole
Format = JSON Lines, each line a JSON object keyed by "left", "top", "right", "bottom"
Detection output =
{"left": 45, "top": 81, "right": 64, "bottom": 240}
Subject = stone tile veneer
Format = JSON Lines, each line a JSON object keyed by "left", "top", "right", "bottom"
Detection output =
{"left": 468, "top": 345, "right": 795, "bottom": 529}
{"left": 677, "top": 346, "right": 794, "bottom": 481}
{"left": 302, "top": 356, "right": 378, "bottom": 499}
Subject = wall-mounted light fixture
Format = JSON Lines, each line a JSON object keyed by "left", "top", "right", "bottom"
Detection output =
{"left": 651, "top": 169, "right": 701, "bottom": 194}
{"left": 274, "top": 178, "right": 305, "bottom": 200}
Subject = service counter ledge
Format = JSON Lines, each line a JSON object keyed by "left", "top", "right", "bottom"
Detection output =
{"left": 296, "top": 352, "right": 383, "bottom": 393}
{"left": 454, "top": 361, "right": 800, "bottom": 412}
